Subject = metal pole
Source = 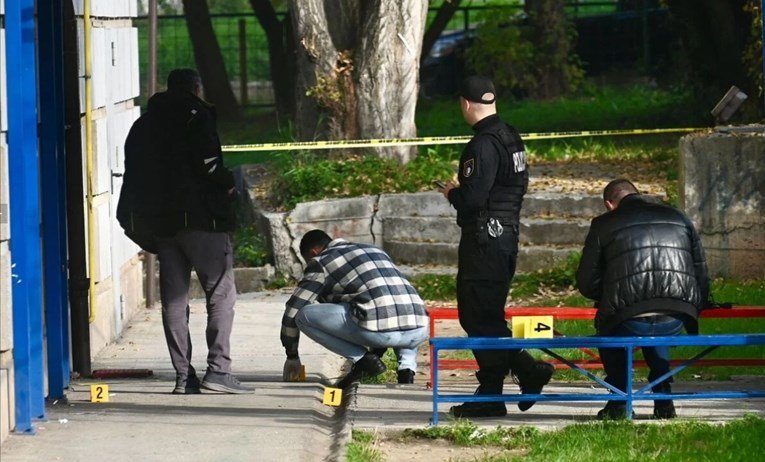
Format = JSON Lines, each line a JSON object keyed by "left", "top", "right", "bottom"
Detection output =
{"left": 238, "top": 19, "right": 248, "bottom": 105}
{"left": 39, "top": 0, "right": 71, "bottom": 400}
{"left": 6, "top": 0, "right": 46, "bottom": 432}
{"left": 146, "top": 0, "right": 158, "bottom": 308}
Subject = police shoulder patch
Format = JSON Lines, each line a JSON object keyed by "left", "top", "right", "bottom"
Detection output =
{"left": 463, "top": 158, "right": 475, "bottom": 178}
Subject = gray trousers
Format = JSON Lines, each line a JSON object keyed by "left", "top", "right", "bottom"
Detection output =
{"left": 157, "top": 229, "right": 236, "bottom": 376}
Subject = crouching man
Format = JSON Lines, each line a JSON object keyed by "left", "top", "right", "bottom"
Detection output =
{"left": 576, "top": 179, "right": 709, "bottom": 419}
{"left": 280, "top": 230, "right": 429, "bottom": 388}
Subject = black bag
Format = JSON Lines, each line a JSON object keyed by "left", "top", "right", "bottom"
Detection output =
{"left": 117, "top": 112, "right": 166, "bottom": 254}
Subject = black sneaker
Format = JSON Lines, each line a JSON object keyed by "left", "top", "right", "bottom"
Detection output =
{"left": 201, "top": 371, "right": 255, "bottom": 394}
{"left": 397, "top": 369, "right": 415, "bottom": 384}
{"left": 597, "top": 402, "right": 635, "bottom": 420}
{"left": 516, "top": 361, "right": 554, "bottom": 411}
{"left": 653, "top": 401, "right": 677, "bottom": 419}
{"left": 173, "top": 374, "right": 201, "bottom": 395}
{"left": 336, "top": 352, "right": 387, "bottom": 389}
{"left": 449, "top": 401, "right": 507, "bottom": 418}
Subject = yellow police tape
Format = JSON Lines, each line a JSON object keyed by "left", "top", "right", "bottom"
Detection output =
{"left": 221, "top": 127, "right": 704, "bottom": 153}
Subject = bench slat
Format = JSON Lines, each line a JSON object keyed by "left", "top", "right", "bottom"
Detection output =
{"left": 431, "top": 334, "right": 765, "bottom": 349}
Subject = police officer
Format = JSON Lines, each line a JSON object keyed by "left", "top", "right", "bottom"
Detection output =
{"left": 438, "top": 76, "right": 554, "bottom": 418}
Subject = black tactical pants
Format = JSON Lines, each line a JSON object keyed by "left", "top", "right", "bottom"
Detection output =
{"left": 456, "top": 225, "right": 535, "bottom": 393}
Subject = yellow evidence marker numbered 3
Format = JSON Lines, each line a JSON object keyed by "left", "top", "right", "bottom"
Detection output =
{"left": 323, "top": 387, "right": 342, "bottom": 406}
{"left": 90, "top": 384, "right": 109, "bottom": 403}
{"left": 511, "top": 316, "right": 554, "bottom": 339}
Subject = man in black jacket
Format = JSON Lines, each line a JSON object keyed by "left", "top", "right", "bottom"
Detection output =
{"left": 438, "top": 76, "right": 554, "bottom": 418}
{"left": 577, "top": 179, "right": 709, "bottom": 419}
{"left": 138, "top": 69, "right": 251, "bottom": 394}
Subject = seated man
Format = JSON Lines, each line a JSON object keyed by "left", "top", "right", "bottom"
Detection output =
{"left": 576, "top": 179, "right": 709, "bottom": 419}
{"left": 280, "top": 230, "right": 429, "bottom": 388}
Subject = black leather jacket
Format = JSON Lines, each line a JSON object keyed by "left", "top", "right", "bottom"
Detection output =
{"left": 576, "top": 194, "right": 709, "bottom": 334}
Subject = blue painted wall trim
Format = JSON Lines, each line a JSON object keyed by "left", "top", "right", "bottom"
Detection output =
{"left": 39, "top": 0, "right": 71, "bottom": 399}
{"left": 6, "top": 0, "right": 46, "bottom": 432}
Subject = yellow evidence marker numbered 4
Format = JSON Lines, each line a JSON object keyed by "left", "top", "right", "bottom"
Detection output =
{"left": 323, "top": 387, "right": 342, "bottom": 406}
{"left": 90, "top": 384, "right": 109, "bottom": 403}
{"left": 511, "top": 316, "right": 554, "bottom": 339}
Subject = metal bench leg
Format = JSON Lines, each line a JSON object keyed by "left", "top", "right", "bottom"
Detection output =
{"left": 432, "top": 346, "right": 439, "bottom": 426}
{"left": 542, "top": 348, "right": 626, "bottom": 396}
{"left": 626, "top": 346, "right": 634, "bottom": 420}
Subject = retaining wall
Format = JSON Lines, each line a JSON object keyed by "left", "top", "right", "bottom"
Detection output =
{"left": 680, "top": 126, "right": 765, "bottom": 279}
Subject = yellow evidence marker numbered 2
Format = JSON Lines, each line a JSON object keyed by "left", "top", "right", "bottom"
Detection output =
{"left": 90, "top": 384, "right": 109, "bottom": 403}
{"left": 511, "top": 316, "right": 554, "bottom": 339}
{"left": 323, "top": 387, "right": 342, "bottom": 406}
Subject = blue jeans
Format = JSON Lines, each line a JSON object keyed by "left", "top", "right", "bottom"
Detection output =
{"left": 295, "top": 303, "right": 429, "bottom": 371}
{"left": 598, "top": 315, "right": 685, "bottom": 396}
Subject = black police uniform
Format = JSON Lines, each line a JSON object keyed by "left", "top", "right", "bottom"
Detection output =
{"left": 447, "top": 114, "right": 540, "bottom": 395}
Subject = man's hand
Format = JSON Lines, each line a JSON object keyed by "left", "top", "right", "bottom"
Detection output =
{"left": 438, "top": 180, "right": 457, "bottom": 199}
{"left": 283, "top": 357, "right": 303, "bottom": 382}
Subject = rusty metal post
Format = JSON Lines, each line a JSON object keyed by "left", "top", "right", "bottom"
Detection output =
{"left": 145, "top": 0, "right": 158, "bottom": 308}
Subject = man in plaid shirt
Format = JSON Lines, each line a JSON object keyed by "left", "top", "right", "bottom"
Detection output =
{"left": 281, "top": 230, "right": 429, "bottom": 388}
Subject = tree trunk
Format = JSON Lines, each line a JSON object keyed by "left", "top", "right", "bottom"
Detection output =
{"left": 250, "top": 0, "right": 296, "bottom": 119}
{"left": 525, "top": 0, "right": 572, "bottom": 99}
{"left": 665, "top": 0, "right": 751, "bottom": 103}
{"left": 182, "top": 0, "right": 242, "bottom": 121}
{"left": 289, "top": 0, "right": 427, "bottom": 163}
{"left": 421, "top": 0, "right": 463, "bottom": 65}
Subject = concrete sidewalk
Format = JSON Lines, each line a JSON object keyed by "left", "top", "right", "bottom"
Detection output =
{"left": 0, "top": 291, "right": 347, "bottom": 462}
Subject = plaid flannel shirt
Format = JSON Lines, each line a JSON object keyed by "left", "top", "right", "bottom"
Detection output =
{"left": 281, "top": 239, "right": 429, "bottom": 356}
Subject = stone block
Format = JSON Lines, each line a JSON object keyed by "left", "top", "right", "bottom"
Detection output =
{"left": 289, "top": 196, "right": 377, "bottom": 223}
{"left": 382, "top": 217, "right": 460, "bottom": 244}
{"left": 384, "top": 240, "right": 457, "bottom": 266}
{"left": 378, "top": 192, "right": 455, "bottom": 218}
{"left": 522, "top": 192, "right": 604, "bottom": 219}
{"left": 680, "top": 128, "right": 765, "bottom": 278}
{"left": 520, "top": 218, "right": 591, "bottom": 246}
{"left": 0, "top": 241, "right": 11, "bottom": 351}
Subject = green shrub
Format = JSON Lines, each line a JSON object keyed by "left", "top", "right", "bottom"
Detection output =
{"left": 233, "top": 225, "right": 271, "bottom": 267}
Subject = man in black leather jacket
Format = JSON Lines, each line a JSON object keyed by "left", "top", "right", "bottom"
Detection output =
{"left": 438, "top": 76, "right": 554, "bottom": 418}
{"left": 577, "top": 179, "right": 709, "bottom": 419}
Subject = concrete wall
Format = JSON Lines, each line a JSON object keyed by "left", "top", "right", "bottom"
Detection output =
{"left": 75, "top": 2, "right": 144, "bottom": 356}
{"left": 0, "top": 0, "right": 15, "bottom": 442}
{"left": 680, "top": 127, "right": 765, "bottom": 279}
{"left": 247, "top": 177, "right": 594, "bottom": 279}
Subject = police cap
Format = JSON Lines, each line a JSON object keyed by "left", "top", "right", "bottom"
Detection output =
{"left": 460, "top": 76, "right": 496, "bottom": 104}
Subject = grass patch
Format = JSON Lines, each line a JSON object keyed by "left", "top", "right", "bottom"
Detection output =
{"left": 265, "top": 146, "right": 458, "bottom": 209}
{"left": 347, "top": 430, "right": 383, "bottom": 462}
{"left": 404, "top": 415, "right": 765, "bottom": 461}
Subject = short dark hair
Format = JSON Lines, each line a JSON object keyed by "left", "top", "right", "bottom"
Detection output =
{"left": 603, "top": 179, "right": 639, "bottom": 203}
{"left": 167, "top": 68, "right": 202, "bottom": 93}
{"left": 299, "top": 229, "right": 332, "bottom": 257}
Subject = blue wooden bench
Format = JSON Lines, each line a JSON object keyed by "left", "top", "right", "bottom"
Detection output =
{"left": 430, "top": 334, "right": 765, "bottom": 425}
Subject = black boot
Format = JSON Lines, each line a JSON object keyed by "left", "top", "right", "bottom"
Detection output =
{"left": 397, "top": 369, "right": 415, "bottom": 384}
{"left": 509, "top": 350, "right": 554, "bottom": 412}
{"left": 652, "top": 382, "right": 676, "bottom": 419}
{"left": 597, "top": 401, "right": 634, "bottom": 420}
{"left": 449, "top": 373, "right": 507, "bottom": 418}
{"left": 336, "top": 352, "right": 387, "bottom": 389}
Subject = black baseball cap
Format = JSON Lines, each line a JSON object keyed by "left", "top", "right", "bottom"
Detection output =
{"left": 460, "top": 76, "right": 496, "bottom": 104}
